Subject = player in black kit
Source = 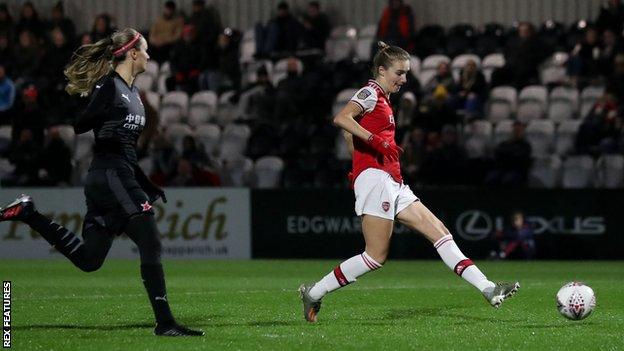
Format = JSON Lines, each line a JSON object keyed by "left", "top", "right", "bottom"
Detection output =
{"left": 0, "top": 28, "right": 203, "bottom": 337}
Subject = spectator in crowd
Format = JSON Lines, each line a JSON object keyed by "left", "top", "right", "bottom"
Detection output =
{"left": 0, "top": 32, "right": 13, "bottom": 75}
{"left": 273, "top": 57, "right": 304, "bottom": 122}
{"left": 598, "top": 29, "right": 623, "bottom": 77}
{"left": 168, "top": 24, "right": 204, "bottom": 94}
{"left": 237, "top": 65, "right": 275, "bottom": 122}
{"left": 188, "top": 0, "right": 222, "bottom": 48}
{"left": 47, "top": 1, "right": 76, "bottom": 46}
{"left": 150, "top": 133, "right": 179, "bottom": 186}
{"left": 12, "top": 85, "right": 45, "bottom": 147}
{"left": 486, "top": 121, "right": 532, "bottom": 186}
{"left": 3, "top": 128, "right": 41, "bottom": 186}
{"left": 0, "top": 3, "right": 13, "bottom": 40}
{"left": 301, "top": 1, "right": 331, "bottom": 52}
{"left": 0, "top": 64, "right": 15, "bottom": 124}
{"left": 168, "top": 158, "right": 220, "bottom": 187}
{"left": 400, "top": 125, "right": 426, "bottom": 185}
{"left": 420, "top": 124, "right": 467, "bottom": 185}
{"left": 376, "top": 0, "right": 416, "bottom": 53}
{"left": 79, "top": 32, "right": 92, "bottom": 45}
{"left": 263, "top": 2, "right": 303, "bottom": 58}
{"left": 199, "top": 28, "right": 241, "bottom": 93}
{"left": 40, "top": 126, "right": 72, "bottom": 185}
{"left": 13, "top": 30, "right": 41, "bottom": 87}
{"left": 148, "top": 0, "right": 184, "bottom": 64}
{"left": 457, "top": 59, "right": 487, "bottom": 119}
{"left": 607, "top": 54, "right": 624, "bottom": 101}
{"left": 15, "top": 1, "right": 44, "bottom": 41}
{"left": 417, "top": 85, "right": 459, "bottom": 133}
{"left": 575, "top": 92, "right": 622, "bottom": 155}
{"left": 181, "top": 135, "right": 209, "bottom": 168}
{"left": 493, "top": 211, "right": 536, "bottom": 259}
{"left": 495, "top": 22, "right": 548, "bottom": 88}
{"left": 568, "top": 26, "right": 601, "bottom": 86}
{"left": 90, "top": 13, "right": 114, "bottom": 43}
{"left": 137, "top": 91, "right": 159, "bottom": 160}
{"left": 424, "top": 61, "right": 456, "bottom": 100}
{"left": 38, "top": 27, "right": 72, "bottom": 124}
{"left": 596, "top": 0, "right": 624, "bottom": 34}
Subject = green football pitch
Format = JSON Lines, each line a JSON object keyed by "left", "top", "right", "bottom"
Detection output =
{"left": 1, "top": 260, "right": 623, "bottom": 350}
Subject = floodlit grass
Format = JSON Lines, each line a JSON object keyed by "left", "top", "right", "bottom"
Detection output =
{"left": 1, "top": 260, "right": 623, "bottom": 350}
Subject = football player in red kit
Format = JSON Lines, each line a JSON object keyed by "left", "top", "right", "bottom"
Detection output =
{"left": 298, "top": 42, "right": 520, "bottom": 323}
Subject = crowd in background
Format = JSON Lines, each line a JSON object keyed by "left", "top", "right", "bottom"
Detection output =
{"left": 0, "top": 0, "right": 623, "bottom": 189}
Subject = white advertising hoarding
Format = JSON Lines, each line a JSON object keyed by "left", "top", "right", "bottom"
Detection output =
{"left": 0, "top": 188, "right": 250, "bottom": 259}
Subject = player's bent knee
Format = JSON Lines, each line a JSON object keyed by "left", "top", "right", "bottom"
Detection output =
{"left": 79, "top": 258, "right": 104, "bottom": 273}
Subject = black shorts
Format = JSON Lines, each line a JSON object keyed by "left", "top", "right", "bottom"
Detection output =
{"left": 83, "top": 166, "right": 154, "bottom": 235}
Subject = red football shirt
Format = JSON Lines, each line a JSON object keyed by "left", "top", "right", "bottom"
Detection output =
{"left": 349, "top": 79, "right": 402, "bottom": 183}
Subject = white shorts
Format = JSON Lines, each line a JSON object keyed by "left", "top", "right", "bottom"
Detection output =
{"left": 353, "top": 168, "right": 419, "bottom": 220}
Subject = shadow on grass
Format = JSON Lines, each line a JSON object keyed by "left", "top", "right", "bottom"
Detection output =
{"left": 380, "top": 306, "right": 525, "bottom": 324}
{"left": 15, "top": 314, "right": 219, "bottom": 331}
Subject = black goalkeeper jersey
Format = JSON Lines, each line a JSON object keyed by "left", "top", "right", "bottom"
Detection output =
{"left": 74, "top": 71, "right": 146, "bottom": 166}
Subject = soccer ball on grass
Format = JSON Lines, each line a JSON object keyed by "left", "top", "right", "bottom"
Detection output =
{"left": 556, "top": 282, "right": 596, "bottom": 320}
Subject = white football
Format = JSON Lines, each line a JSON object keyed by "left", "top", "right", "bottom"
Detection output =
{"left": 556, "top": 282, "right": 596, "bottom": 320}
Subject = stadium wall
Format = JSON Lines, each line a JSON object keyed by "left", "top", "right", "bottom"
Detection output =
{"left": 252, "top": 188, "right": 624, "bottom": 260}
{"left": 0, "top": 188, "right": 251, "bottom": 259}
{"left": 3, "top": 0, "right": 604, "bottom": 35}
{"left": 1, "top": 187, "right": 621, "bottom": 260}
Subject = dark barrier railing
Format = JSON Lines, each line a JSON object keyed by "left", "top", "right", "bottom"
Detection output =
{"left": 252, "top": 188, "right": 624, "bottom": 259}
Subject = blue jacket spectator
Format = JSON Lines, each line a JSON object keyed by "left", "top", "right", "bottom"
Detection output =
{"left": 0, "top": 64, "right": 15, "bottom": 114}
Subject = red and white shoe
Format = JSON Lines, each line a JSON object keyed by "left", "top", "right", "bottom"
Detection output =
{"left": 0, "top": 194, "right": 35, "bottom": 222}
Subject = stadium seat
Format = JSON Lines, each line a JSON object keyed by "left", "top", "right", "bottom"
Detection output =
{"left": 421, "top": 54, "right": 451, "bottom": 71}
{"left": 416, "top": 24, "right": 446, "bottom": 57}
{"left": 548, "top": 86, "right": 579, "bottom": 122}
{"left": 54, "top": 124, "right": 76, "bottom": 153}
{"left": 475, "top": 23, "right": 506, "bottom": 57}
{"left": 254, "top": 155, "right": 285, "bottom": 188}
{"left": 493, "top": 119, "right": 514, "bottom": 145}
{"left": 332, "top": 88, "right": 358, "bottom": 116}
{"left": 157, "top": 74, "right": 168, "bottom": 95}
{"left": 0, "top": 125, "right": 12, "bottom": 153}
{"left": 356, "top": 24, "right": 377, "bottom": 61}
{"left": 0, "top": 157, "right": 15, "bottom": 180}
{"left": 463, "top": 120, "right": 492, "bottom": 158}
{"left": 539, "top": 51, "right": 569, "bottom": 85}
{"left": 165, "top": 123, "right": 193, "bottom": 153}
{"left": 222, "top": 155, "right": 253, "bottom": 186}
{"left": 517, "top": 85, "right": 548, "bottom": 123}
{"left": 272, "top": 57, "right": 303, "bottom": 86}
{"left": 451, "top": 53, "right": 481, "bottom": 81}
{"left": 334, "top": 133, "right": 351, "bottom": 161}
{"left": 526, "top": 120, "right": 555, "bottom": 157}
{"left": 240, "top": 27, "right": 256, "bottom": 64}
{"left": 419, "top": 54, "right": 450, "bottom": 86}
{"left": 409, "top": 55, "right": 421, "bottom": 79}
{"left": 195, "top": 123, "right": 221, "bottom": 156}
{"left": 486, "top": 86, "right": 517, "bottom": 123}
{"left": 241, "top": 60, "right": 273, "bottom": 87}
{"left": 145, "top": 61, "right": 159, "bottom": 78}
{"left": 160, "top": 61, "right": 171, "bottom": 76}
{"left": 134, "top": 74, "right": 154, "bottom": 92}
{"left": 529, "top": 155, "right": 561, "bottom": 188}
{"left": 580, "top": 85, "right": 605, "bottom": 119}
{"left": 482, "top": 53, "right": 505, "bottom": 83}
{"left": 555, "top": 120, "right": 582, "bottom": 156}
{"left": 138, "top": 155, "right": 153, "bottom": 177}
{"left": 215, "top": 90, "right": 238, "bottom": 126}
{"left": 326, "top": 26, "right": 357, "bottom": 62}
{"left": 596, "top": 154, "right": 624, "bottom": 188}
{"left": 562, "top": 155, "right": 595, "bottom": 188}
{"left": 160, "top": 91, "right": 189, "bottom": 124}
{"left": 189, "top": 91, "right": 218, "bottom": 127}
{"left": 446, "top": 24, "right": 477, "bottom": 58}
{"left": 144, "top": 90, "right": 160, "bottom": 111}
{"left": 73, "top": 131, "right": 94, "bottom": 161}
{"left": 220, "top": 123, "right": 251, "bottom": 160}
